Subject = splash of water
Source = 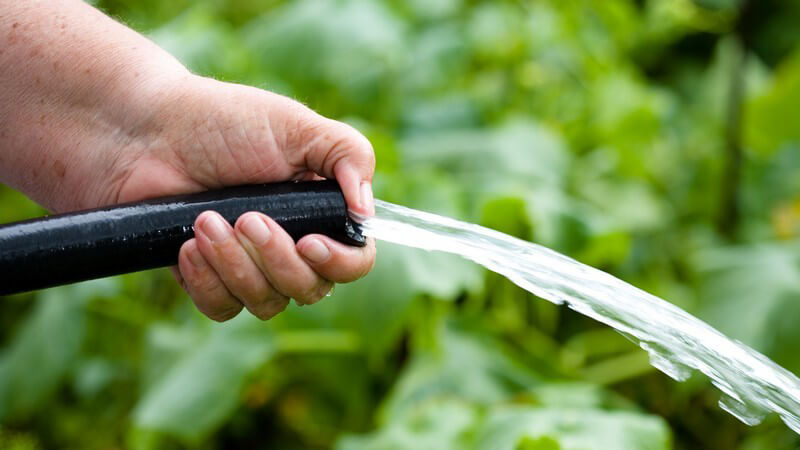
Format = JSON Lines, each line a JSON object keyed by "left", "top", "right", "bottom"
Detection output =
{"left": 356, "top": 200, "right": 800, "bottom": 433}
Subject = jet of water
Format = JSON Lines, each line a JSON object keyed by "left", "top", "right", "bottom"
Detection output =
{"left": 355, "top": 200, "right": 800, "bottom": 433}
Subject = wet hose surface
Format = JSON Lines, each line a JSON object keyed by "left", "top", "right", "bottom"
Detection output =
{"left": 0, "top": 180, "right": 365, "bottom": 295}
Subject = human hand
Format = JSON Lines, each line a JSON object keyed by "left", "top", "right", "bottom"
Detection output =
{"left": 0, "top": 1, "right": 377, "bottom": 321}
{"left": 112, "top": 76, "right": 377, "bottom": 321}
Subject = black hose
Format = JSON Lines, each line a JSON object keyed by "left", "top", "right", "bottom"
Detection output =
{"left": 0, "top": 180, "right": 365, "bottom": 295}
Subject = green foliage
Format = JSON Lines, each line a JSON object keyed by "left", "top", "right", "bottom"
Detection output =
{"left": 3, "top": 0, "right": 800, "bottom": 449}
{"left": 474, "top": 407, "right": 670, "bottom": 450}
{"left": 746, "top": 50, "right": 800, "bottom": 154}
{"left": 133, "top": 313, "right": 276, "bottom": 442}
{"left": 0, "top": 282, "right": 113, "bottom": 421}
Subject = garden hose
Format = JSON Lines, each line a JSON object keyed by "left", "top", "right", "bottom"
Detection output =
{"left": 0, "top": 180, "right": 365, "bottom": 295}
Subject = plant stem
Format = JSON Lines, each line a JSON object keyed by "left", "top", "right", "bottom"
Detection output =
{"left": 717, "top": 0, "right": 754, "bottom": 239}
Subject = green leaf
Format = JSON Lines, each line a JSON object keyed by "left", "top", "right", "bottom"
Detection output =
{"left": 378, "top": 322, "right": 541, "bottom": 424}
{"left": 337, "top": 397, "right": 481, "bottom": 450}
{"left": 401, "top": 118, "right": 569, "bottom": 189}
{"left": 480, "top": 196, "right": 533, "bottom": 240}
{"left": 147, "top": 5, "right": 256, "bottom": 82}
{"left": 516, "top": 435, "right": 561, "bottom": 450}
{"left": 0, "top": 281, "right": 114, "bottom": 420}
{"left": 0, "top": 185, "right": 45, "bottom": 223}
{"left": 475, "top": 406, "right": 671, "bottom": 450}
{"left": 695, "top": 241, "right": 800, "bottom": 373}
{"left": 530, "top": 382, "right": 634, "bottom": 410}
{"left": 243, "top": 0, "right": 405, "bottom": 101}
{"left": 746, "top": 49, "right": 800, "bottom": 155}
{"left": 133, "top": 313, "right": 275, "bottom": 442}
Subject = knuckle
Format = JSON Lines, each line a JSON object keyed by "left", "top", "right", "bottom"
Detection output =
{"left": 233, "top": 282, "right": 268, "bottom": 307}
{"left": 231, "top": 268, "right": 249, "bottom": 284}
{"left": 336, "top": 121, "right": 374, "bottom": 161}
{"left": 285, "top": 110, "right": 324, "bottom": 154}
{"left": 191, "top": 272, "right": 220, "bottom": 294}
{"left": 220, "top": 258, "right": 255, "bottom": 287}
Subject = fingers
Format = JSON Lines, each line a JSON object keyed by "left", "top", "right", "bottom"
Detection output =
{"left": 177, "top": 239, "right": 244, "bottom": 322}
{"left": 234, "top": 212, "right": 333, "bottom": 305}
{"left": 178, "top": 210, "right": 349, "bottom": 322}
{"left": 274, "top": 99, "right": 376, "bottom": 216}
{"left": 182, "top": 211, "right": 290, "bottom": 321}
{"left": 334, "top": 159, "right": 375, "bottom": 217}
{"left": 297, "top": 234, "right": 376, "bottom": 284}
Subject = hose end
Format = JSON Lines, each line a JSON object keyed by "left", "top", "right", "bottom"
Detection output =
{"left": 344, "top": 215, "right": 367, "bottom": 247}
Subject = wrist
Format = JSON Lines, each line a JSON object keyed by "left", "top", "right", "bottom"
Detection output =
{"left": 0, "top": 0, "right": 195, "bottom": 212}
{"left": 78, "top": 68, "right": 199, "bottom": 207}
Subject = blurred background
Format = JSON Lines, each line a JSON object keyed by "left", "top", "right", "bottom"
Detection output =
{"left": 2, "top": 0, "right": 800, "bottom": 448}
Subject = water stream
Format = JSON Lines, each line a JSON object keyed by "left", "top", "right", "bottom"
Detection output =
{"left": 356, "top": 200, "right": 800, "bottom": 433}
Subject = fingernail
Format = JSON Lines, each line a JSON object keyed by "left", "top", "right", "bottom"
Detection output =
{"left": 188, "top": 246, "right": 207, "bottom": 269}
{"left": 201, "top": 213, "right": 229, "bottom": 243}
{"left": 241, "top": 215, "right": 271, "bottom": 246}
{"left": 301, "top": 238, "right": 331, "bottom": 264}
{"left": 360, "top": 182, "right": 374, "bottom": 215}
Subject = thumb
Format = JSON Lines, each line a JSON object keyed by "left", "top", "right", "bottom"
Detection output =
{"left": 272, "top": 98, "right": 375, "bottom": 216}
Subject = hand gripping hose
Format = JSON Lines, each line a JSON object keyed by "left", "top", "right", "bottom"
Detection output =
{"left": 0, "top": 180, "right": 365, "bottom": 295}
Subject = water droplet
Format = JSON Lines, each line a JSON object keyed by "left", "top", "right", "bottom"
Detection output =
{"left": 326, "top": 284, "right": 336, "bottom": 297}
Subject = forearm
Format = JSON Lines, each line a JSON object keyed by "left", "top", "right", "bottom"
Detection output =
{"left": 0, "top": 0, "right": 189, "bottom": 212}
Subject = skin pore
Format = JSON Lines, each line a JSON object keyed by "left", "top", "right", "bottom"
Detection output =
{"left": 0, "top": 0, "right": 376, "bottom": 321}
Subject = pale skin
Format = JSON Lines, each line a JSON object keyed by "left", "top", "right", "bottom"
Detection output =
{"left": 0, "top": 1, "right": 376, "bottom": 321}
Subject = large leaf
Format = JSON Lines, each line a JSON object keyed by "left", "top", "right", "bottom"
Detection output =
{"left": 378, "top": 322, "right": 541, "bottom": 424}
{"left": 0, "top": 281, "right": 113, "bottom": 420}
{"left": 243, "top": 0, "right": 405, "bottom": 101}
{"left": 474, "top": 406, "right": 671, "bottom": 450}
{"left": 337, "top": 397, "right": 480, "bottom": 450}
{"left": 695, "top": 241, "right": 800, "bottom": 374}
{"left": 400, "top": 119, "right": 576, "bottom": 247}
{"left": 401, "top": 118, "right": 569, "bottom": 189}
{"left": 337, "top": 400, "right": 669, "bottom": 450}
{"left": 133, "top": 312, "right": 275, "bottom": 442}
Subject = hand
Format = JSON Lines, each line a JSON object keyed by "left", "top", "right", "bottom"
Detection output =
{"left": 111, "top": 75, "right": 377, "bottom": 321}
{"left": 0, "top": 1, "right": 377, "bottom": 321}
